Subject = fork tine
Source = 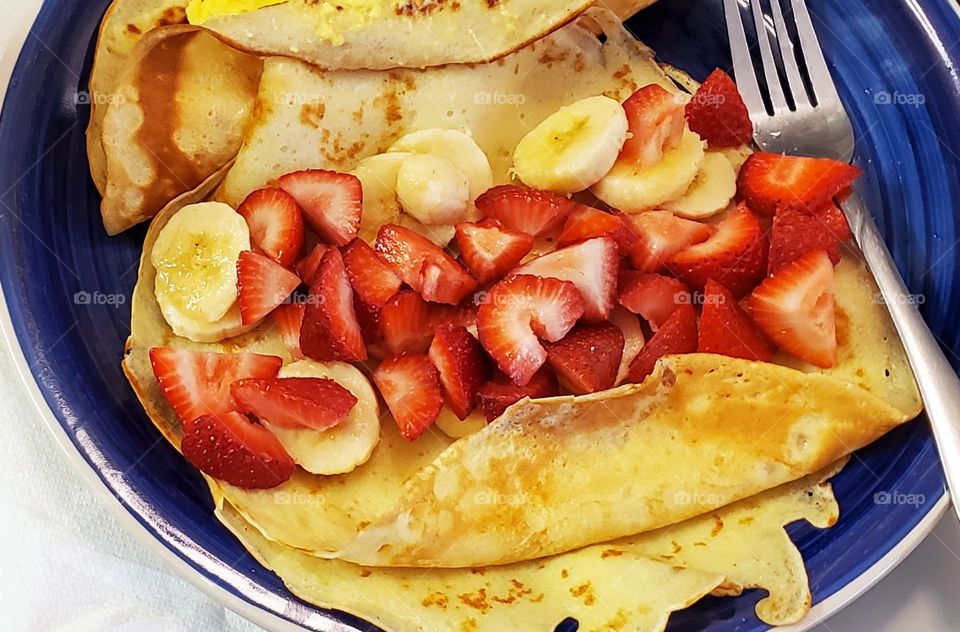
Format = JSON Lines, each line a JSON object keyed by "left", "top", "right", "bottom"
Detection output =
{"left": 790, "top": 0, "right": 843, "bottom": 104}
{"left": 749, "top": 0, "right": 788, "bottom": 111}
{"left": 723, "top": 0, "right": 767, "bottom": 117}
{"left": 769, "top": 0, "right": 811, "bottom": 108}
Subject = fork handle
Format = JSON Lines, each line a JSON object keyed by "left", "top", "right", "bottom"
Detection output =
{"left": 843, "top": 193, "right": 960, "bottom": 521}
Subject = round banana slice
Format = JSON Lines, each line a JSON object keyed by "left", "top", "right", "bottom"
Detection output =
{"left": 387, "top": 129, "right": 494, "bottom": 205}
{"left": 434, "top": 406, "right": 488, "bottom": 439}
{"left": 168, "top": 302, "right": 255, "bottom": 343}
{"left": 265, "top": 360, "right": 381, "bottom": 476}
{"left": 350, "top": 152, "right": 410, "bottom": 243}
{"left": 591, "top": 128, "right": 706, "bottom": 213}
{"left": 396, "top": 154, "right": 470, "bottom": 226}
{"left": 513, "top": 96, "right": 628, "bottom": 194}
{"left": 661, "top": 152, "right": 737, "bottom": 220}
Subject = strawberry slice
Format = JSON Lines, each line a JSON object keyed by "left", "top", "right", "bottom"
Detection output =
{"left": 768, "top": 206, "right": 842, "bottom": 273}
{"left": 685, "top": 69, "right": 753, "bottom": 148}
{"left": 455, "top": 221, "right": 534, "bottom": 284}
{"left": 476, "top": 368, "right": 559, "bottom": 421}
{"left": 618, "top": 271, "right": 692, "bottom": 331}
{"left": 379, "top": 289, "right": 436, "bottom": 355}
{"left": 621, "top": 211, "right": 713, "bottom": 272}
{"left": 477, "top": 275, "right": 585, "bottom": 386}
{"left": 626, "top": 304, "right": 698, "bottom": 383}
{"left": 278, "top": 169, "right": 362, "bottom": 246}
{"left": 697, "top": 279, "right": 772, "bottom": 361}
{"left": 556, "top": 205, "right": 638, "bottom": 254}
{"left": 181, "top": 411, "right": 294, "bottom": 489}
{"left": 512, "top": 236, "right": 619, "bottom": 322}
{"left": 296, "top": 244, "right": 330, "bottom": 286}
{"left": 237, "top": 188, "right": 304, "bottom": 267}
{"left": 272, "top": 302, "right": 306, "bottom": 360}
{"left": 474, "top": 185, "right": 576, "bottom": 236}
{"left": 667, "top": 204, "right": 767, "bottom": 297}
{"left": 342, "top": 238, "right": 402, "bottom": 309}
{"left": 619, "top": 84, "right": 686, "bottom": 167}
{"left": 149, "top": 348, "right": 282, "bottom": 425}
{"left": 745, "top": 250, "right": 837, "bottom": 367}
{"left": 231, "top": 377, "right": 358, "bottom": 432}
{"left": 373, "top": 354, "right": 443, "bottom": 441}
{"left": 375, "top": 224, "right": 478, "bottom": 305}
{"left": 237, "top": 251, "right": 301, "bottom": 326}
{"left": 821, "top": 201, "right": 852, "bottom": 241}
{"left": 544, "top": 323, "right": 624, "bottom": 394}
{"left": 300, "top": 248, "right": 367, "bottom": 362}
{"left": 429, "top": 325, "right": 490, "bottom": 419}
{"left": 737, "top": 152, "right": 862, "bottom": 216}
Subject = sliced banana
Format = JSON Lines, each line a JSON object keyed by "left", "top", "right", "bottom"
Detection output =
{"left": 591, "top": 127, "right": 706, "bottom": 213}
{"left": 152, "top": 202, "right": 251, "bottom": 342}
{"left": 396, "top": 154, "right": 470, "bottom": 226}
{"left": 719, "top": 144, "right": 753, "bottom": 173}
{"left": 513, "top": 96, "right": 628, "bottom": 194}
{"left": 661, "top": 152, "right": 737, "bottom": 220}
{"left": 388, "top": 129, "right": 493, "bottom": 204}
{"left": 397, "top": 215, "right": 457, "bottom": 247}
{"left": 351, "top": 152, "right": 410, "bottom": 243}
{"left": 435, "top": 406, "right": 488, "bottom": 439}
{"left": 265, "top": 360, "right": 381, "bottom": 476}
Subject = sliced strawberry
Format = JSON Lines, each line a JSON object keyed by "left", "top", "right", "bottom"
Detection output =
{"left": 181, "top": 411, "right": 294, "bottom": 489}
{"left": 626, "top": 304, "right": 698, "bottom": 383}
{"left": 619, "top": 84, "right": 686, "bottom": 167}
{"left": 342, "top": 238, "right": 402, "bottom": 309}
{"left": 768, "top": 206, "right": 842, "bottom": 273}
{"left": 455, "top": 221, "right": 534, "bottom": 284}
{"left": 745, "top": 250, "right": 837, "bottom": 367}
{"left": 300, "top": 248, "right": 367, "bottom": 362}
{"left": 272, "top": 302, "right": 306, "bottom": 360}
{"left": 373, "top": 354, "right": 443, "bottom": 441}
{"left": 237, "top": 251, "right": 301, "bottom": 326}
{"left": 149, "top": 348, "right": 282, "bottom": 425}
{"left": 231, "top": 377, "right": 358, "bottom": 432}
{"left": 475, "top": 185, "right": 576, "bottom": 236}
{"left": 621, "top": 211, "right": 713, "bottom": 272}
{"left": 737, "top": 152, "right": 862, "bottom": 216}
{"left": 821, "top": 201, "right": 852, "bottom": 241}
{"left": 618, "top": 271, "right": 691, "bottom": 331}
{"left": 667, "top": 204, "right": 767, "bottom": 296}
{"left": 379, "top": 289, "right": 436, "bottom": 355}
{"left": 476, "top": 368, "right": 559, "bottom": 421}
{"left": 544, "top": 323, "right": 624, "bottom": 394}
{"left": 609, "top": 306, "right": 645, "bottom": 385}
{"left": 697, "top": 279, "right": 772, "bottom": 361}
{"left": 237, "top": 188, "right": 304, "bottom": 267}
{"left": 556, "top": 205, "right": 638, "bottom": 254}
{"left": 429, "top": 325, "right": 490, "bottom": 419}
{"left": 296, "top": 244, "right": 330, "bottom": 286}
{"left": 434, "top": 301, "right": 479, "bottom": 331}
{"left": 278, "top": 169, "right": 362, "bottom": 246}
{"left": 685, "top": 69, "right": 753, "bottom": 148}
{"left": 512, "top": 236, "right": 619, "bottom": 322}
{"left": 375, "top": 224, "right": 478, "bottom": 305}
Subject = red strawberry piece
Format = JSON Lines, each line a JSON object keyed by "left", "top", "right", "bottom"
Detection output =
{"left": 476, "top": 368, "right": 559, "bottom": 422}
{"left": 429, "top": 325, "right": 490, "bottom": 419}
{"left": 544, "top": 323, "right": 624, "bottom": 394}
{"left": 149, "top": 348, "right": 282, "bottom": 425}
{"left": 744, "top": 250, "right": 837, "bottom": 367}
{"left": 278, "top": 169, "right": 362, "bottom": 246}
{"left": 821, "top": 201, "right": 852, "bottom": 241}
{"left": 237, "top": 188, "right": 304, "bottom": 267}
{"left": 231, "top": 377, "right": 358, "bottom": 432}
{"left": 768, "top": 206, "right": 842, "bottom": 273}
{"left": 342, "top": 238, "right": 402, "bottom": 309}
{"left": 379, "top": 289, "right": 436, "bottom": 355}
{"left": 237, "top": 251, "right": 301, "bottom": 326}
{"left": 618, "top": 271, "right": 692, "bottom": 331}
{"left": 737, "top": 152, "right": 862, "bottom": 216}
{"left": 556, "top": 205, "right": 638, "bottom": 254}
{"left": 375, "top": 224, "right": 478, "bottom": 305}
{"left": 474, "top": 185, "right": 576, "bottom": 236}
{"left": 619, "top": 84, "right": 686, "bottom": 167}
{"left": 697, "top": 279, "right": 772, "bottom": 361}
{"left": 609, "top": 307, "right": 645, "bottom": 385}
{"left": 272, "top": 302, "right": 306, "bottom": 360}
{"left": 454, "top": 221, "right": 534, "bottom": 284}
{"left": 626, "top": 304, "right": 698, "bottom": 383}
{"left": 181, "top": 411, "right": 294, "bottom": 489}
{"left": 685, "top": 68, "right": 753, "bottom": 148}
{"left": 296, "top": 244, "right": 330, "bottom": 286}
{"left": 477, "top": 275, "right": 585, "bottom": 386}
{"left": 300, "top": 248, "right": 367, "bottom": 362}
{"left": 667, "top": 204, "right": 767, "bottom": 297}
{"left": 433, "top": 301, "right": 479, "bottom": 331}
{"left": 373, "top": 354, "right": 443, "bottom": 441}
{"left": 621, "top": 211, "right": 713, "bottom": 272}
{"left": 512, "top": 236, "right": 619, "bottom": 322}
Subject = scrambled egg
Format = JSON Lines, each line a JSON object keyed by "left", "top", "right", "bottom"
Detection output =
{"left": 186, "top": 0, "right": 287, "bottom": 24}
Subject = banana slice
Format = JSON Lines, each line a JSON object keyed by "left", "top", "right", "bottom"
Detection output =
{"left": 351, "top": 152, "right": 410, "bottom": 243}
{"left": 265, "top": 360, "right": 381, "bottom": 476}
{"left": 435, "top": 406, "right": 488, "bottom": 439}
{"left": 396, "top": 154, "right": 470, "bottom": 226}
{"left": 591, "top": 127, "right": 706, "bottom": 213}
{"left": 513, "top": 96, "right": 628, "bottom": 194}
{"left": 661, "top": 152, "right": 737, "bottom": 220}
{"left": 719, "top": 145, "right": 753, "bottom": 173}
{"left": 152, "top": 202, "right": 251, "bottom": 342}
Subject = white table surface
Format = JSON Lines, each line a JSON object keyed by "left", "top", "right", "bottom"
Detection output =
{"left": 1, "top": 1, "right": 959, "bottom": 631}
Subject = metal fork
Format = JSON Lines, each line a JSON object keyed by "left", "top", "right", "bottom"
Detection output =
{"left": 725, "top": 0, "right": 960, "bottom": 522}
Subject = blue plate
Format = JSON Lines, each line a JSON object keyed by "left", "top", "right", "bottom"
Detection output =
{"left": 0, "top": 1, "right": 956, "bottom": 630}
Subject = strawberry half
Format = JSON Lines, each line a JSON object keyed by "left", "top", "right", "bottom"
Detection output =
{"left": 300, "top": 248, "right": 367, "bottom": 362}
{"left": 737, "top": 152, "right": 862, "bottom": 216}
{"left": 544, "top": 323, "right": 624, "bottom": 394}
{"left": 181, "top": 411, "right": 294, "bottom": 489}
{"left": 379, "top": 289, "right": 436, "bottom": 355}
{"left": 768, "top": 205, "right": 842, "bottom": 273}
{"left": 237, "top": 187, "right": 304, "bottom": 267}
{"left": 429, "top": 325, "right": 490, "bottom": 419}
{"left": 149, "top": 348, "right": 282, "bottom": 425}
{"left": 375, "top": 224, "right": 478, "bottom": 305}
{"left": 373, "top": 354, "right": 444, "bottom": 441}
{"left": 296, "top": 244, "right": 330, "bottom": 286}
{"left": 475, "top": 185, "right": 576, "bottom": 236}
{"left": 626, "top": 304, "right": 698, "bottom": 383}
{"left": 342, "top": 238, "right": 402, "bottom": 309}
{"left": 618, "top": 271, "right": 692, "bottom": 331}
{"left": 237, "top": 251, "right": 301, "bottom": 326}
{"left": 476, "top": 368, "right": 559, "bottom": 422}
{"left": 278, "top": 169, "right": 362, "bottom": 246}
{"left": 272, "top": 302, "right": 306, "bottom": 360}
{"left": 556, "top": 205, "right": 638, "bottom": 254}
{"left": 685, "top": 68, "right": 753, "bottom": 148}
{"left": 667, "top": 204, "right": 767, "bottom": 296}
{"left": 621, "top": 211, "right": 713, "bottom": 272}
{"left": 619, "top": 84, "right": 686, "bottom": 167}
{"left": 477, "top": 275, "right": 585, "bottom": 386}
{"left": 231, "top": 377, "right": 358, "bottom": 432}
{"left": 455, "top": 221, "right": 534, "bottom": 284}
{"left": 697, "top": 279, "right": 772, "bottom": 361}
{"left": 745, "top": 250, "right": 837, "bottom": 367}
